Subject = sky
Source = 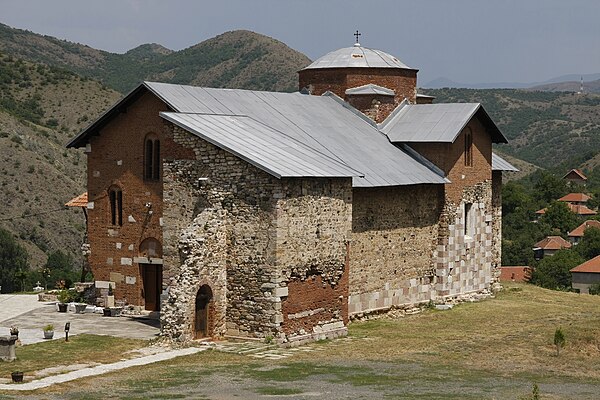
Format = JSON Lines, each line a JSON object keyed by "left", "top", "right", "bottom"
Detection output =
{"left": 1, "top": 0, "right": 599, "bottom": 86}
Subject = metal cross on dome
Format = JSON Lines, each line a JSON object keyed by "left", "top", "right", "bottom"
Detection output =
{"left": 354, "top": 30, "right": 361, "bottom": 44}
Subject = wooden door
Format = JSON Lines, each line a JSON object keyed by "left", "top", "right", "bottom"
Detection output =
{"left": 195, "top": 285, "right": 212, "bottom": 338}
{"left": 141, "top": 264, "right": 162, "bottom": 311}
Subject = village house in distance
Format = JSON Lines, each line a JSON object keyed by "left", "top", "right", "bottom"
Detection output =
{"left": 66, "top": 36, "right": 517, "bottom": 344}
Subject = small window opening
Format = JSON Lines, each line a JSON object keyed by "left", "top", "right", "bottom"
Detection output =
{"left": 464, "top": 202, "right": 473, "bottom": 237}
{"left": 109, "top": 187, "right": 123, "bottom": 226}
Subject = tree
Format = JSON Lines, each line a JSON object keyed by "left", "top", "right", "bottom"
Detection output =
{"left": 538, "top": 201, "right": 580, "bottom": 237}
{"left": 530, "top": 250, "right": 584, "bottom": 290}
{"left": 575, "top": 227, "right": 600, "bottom": 260}
{"left": 554, "top": 328, "right": 566, "bottom": 356}
{"left": 532, "top": 172, "right": 569, "bottom": 205}
{"left": 0, "top": 228, "right": 29, "bottom": 293}
{"left": 45, "top": 250, "right": 78, "bottom": 289}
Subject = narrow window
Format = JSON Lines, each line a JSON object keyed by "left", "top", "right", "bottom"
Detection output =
{"left": 144, "top": 134, "right": 160, "bottom": 181}
{"left": 464, "top": 202, "right": 472, "bottom": 237}
{"left": 464, "top": 128, "right": 473, "bottom": 167}
{"left": 109, "top": 187, "right": 123, "bottom": 226}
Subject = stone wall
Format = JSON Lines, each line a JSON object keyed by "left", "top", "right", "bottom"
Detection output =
{"left": 160, "top": 124, "right": 353, "bottom": 343}
{"left": 491, "top": 170, "right": 503, "bottom": 285}
{"left": 349, "top": 185, "right": 443, "bottom": 315}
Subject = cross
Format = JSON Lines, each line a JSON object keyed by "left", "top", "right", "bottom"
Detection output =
{"left": 354, "top": 30, "right": 361, "bottom": 44}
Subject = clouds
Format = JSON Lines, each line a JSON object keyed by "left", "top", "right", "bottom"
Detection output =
{"left": 1, "top": 0, "right": 599, "bottom": 85}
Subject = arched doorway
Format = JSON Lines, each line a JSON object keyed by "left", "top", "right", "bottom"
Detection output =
{"left": 139, "top": 238, "right": 162, "bottom": 311}
{"left": 195, "top": 285, "right": 213, "bottom": 339}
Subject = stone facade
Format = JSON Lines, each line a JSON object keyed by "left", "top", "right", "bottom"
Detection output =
{"left": 160, "top": 125, "right": 352, "bottom": 343}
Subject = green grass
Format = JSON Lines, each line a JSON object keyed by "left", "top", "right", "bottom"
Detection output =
{"left": 255, "top": 386, "right": 304, "bottom": 395}
{"left": 0, "top": 334, "right": 145, "bottom": 378}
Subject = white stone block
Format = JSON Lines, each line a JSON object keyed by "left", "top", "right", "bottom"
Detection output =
{"left": 85, "top": 143, "right": 91, "bottom": 153}
{"left": 128, "top": 215, "right": 136, "bottom": 223}
{"left": 117, "top": 160, "right": 123, "bottom": 166}
{"left": 128, "top": 244, "right": 134, "bottom": 251}
{"left": 273, "top": 286, "right": 288, "bottom": 297}
{"left": 95, "top": 280, "right": 114, "bottom": 289}
{"left": 116, "top": 242, "right": 122, "bottom": 249}
{"left": 125, "top": 276, "right": 136, "bottom": 285}
{"left": 92, "top": 170, "right": 100, "bottom": 177}
{"left": 120, "top": 257, "right": 133, "bottom": 266}
{"left": 87, "top": 202, "right": 94, "bottom": 210}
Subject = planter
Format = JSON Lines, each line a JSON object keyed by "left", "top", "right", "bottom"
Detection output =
{"left": 43, "top": 330, "right": 54, "bottom": 340}
{"left": 74, "top": 303, "right": 87, "bottom": 314}
{"left": 103, "top": 307, "right": 112, "bottom": 317}
{"left": 57, "top": 303, "right": 68, "bottom": 313}
{"left": 11, "top": 371, "right": 23, "bottom": 383}
{"left": 103, "top": 307, "right": 122, "bottom": 317}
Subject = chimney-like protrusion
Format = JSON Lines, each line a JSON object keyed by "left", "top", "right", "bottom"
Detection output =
{"left": 345, "top": 84, "right": 397, "bottom": 123}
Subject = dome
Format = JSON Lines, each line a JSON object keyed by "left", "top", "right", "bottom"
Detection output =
{"left": 301, "top": 44, "right": 415, "bottom": 71}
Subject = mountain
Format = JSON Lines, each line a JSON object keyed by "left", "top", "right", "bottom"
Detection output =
{"left": 422, "top": 88, "right": 600, "bottom": 172}
{"left": 0, "top": 23, "right": 310, "bottom": 93}
{"left": 424, "top": 73, "right": 600, "bottom": 92}
{"left": 0, "top": 52, "right": 121, "bottom": 267}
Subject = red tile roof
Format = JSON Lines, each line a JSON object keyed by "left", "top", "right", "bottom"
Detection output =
{"left": 500, "top": 266, "right": 531, "bottom": 282}
{"left": 571, "top": 255, "right": 600, "bottom": 273}
{"left": 568, "top": 203, "right": 597, "bottom": 215}
{"left": 65, "top": 192, "right": 88, "bottom": 207}
{"left": 563, "top": 169, "right": 588, "bottom": 181}
{"left": 568, "top": 220, "right": 600, "bottom": 238}
{"left": 533, "top": 236, "right": 572, "bottom": 250}
{"left": 558, "top": 193, "right": 591, "bottom": 203}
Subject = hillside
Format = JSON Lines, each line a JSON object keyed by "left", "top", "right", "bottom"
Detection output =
{"left": 529, "top": 79, "right": 600, "bottom": 93}
{"left": 422, "top": 88, "right": 600, "bottom": 171}
{"left": 0, "top": 52, "right": 121, "bottom": 268}
{"left": 0, "top": 23, "right": 310, "bottom": 93}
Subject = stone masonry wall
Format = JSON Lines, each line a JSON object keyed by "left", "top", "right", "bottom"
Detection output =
{"left": 160, "top": 124, "right": 353, "bottom": 343}
{"left": 491, "top": 170, "right": 503, "bottom": 285}
{"left": 277, "top": 179, "right": 352, "bottom": 342}
{"left": 349, "top": 185, "right": 443, "bottom": 315}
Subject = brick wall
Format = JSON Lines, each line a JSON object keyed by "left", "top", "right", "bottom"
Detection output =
{"left": 86, "top": 91, "right": 194, "bottom": 307}
{"left": 299, "top": 67, "right": 417, "bottom": 105}
{"left": 346, "top": 94, "right": 396, "bottom": 123}
{"left": 349, "top": 185, "right": 443, "bottom": 315}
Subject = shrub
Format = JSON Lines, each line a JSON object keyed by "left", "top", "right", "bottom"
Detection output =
{"left": 554, "top": 328, "right": 566, "bottom": 356}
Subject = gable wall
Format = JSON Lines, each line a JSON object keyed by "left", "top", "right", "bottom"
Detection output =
{"left": 160, "top": 124, "right": 352, "bottom": 343}
{"left": 86, "top": 91, "right": 194, "bottom": 306}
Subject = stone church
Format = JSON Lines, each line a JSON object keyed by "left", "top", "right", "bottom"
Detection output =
{"left": 67, "top": 40, "right": 516, "bottom": 344}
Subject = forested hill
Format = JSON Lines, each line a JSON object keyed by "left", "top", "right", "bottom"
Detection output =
{"left": 0, "top": 23, "right": 310, "bottom": 93}
{"left": 422, "top": 88, "right": 600, "bottom": 173}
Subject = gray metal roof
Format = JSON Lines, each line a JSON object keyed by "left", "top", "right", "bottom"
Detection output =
{"left": 146, "top": 82, "right": 447, "bottom": 187}
{"left": 301, "top": 44, "right": 415, "bottom": 71}
{"left": 492, "top": 153, "right": 519, "bottom": 172}
{"left": 380, "top": 103, "right": 507, "bottom": 144}
{"left": 346, "top": 84, "right": 395, "bottom": 96}
{"left": 160, "top": 112, "right": 363, "bottom": 179}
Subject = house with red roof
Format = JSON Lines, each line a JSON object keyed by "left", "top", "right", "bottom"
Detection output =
{"left": 500, "top": 266, "right": 531, "bottom": 282}
{"left": 568, "top": 220, "right": 600, "bottom": 245}
{"left": 533, "top": 236, "right": 572, "bottom": 260}
{"left": 570, "top": 255, "right": 600, "bottom": 294}
{"left": 558, "top": 192, "right": 591, "bottom": 205}
{"left": 563, "top": 169, "right": 587, "bottom": 186}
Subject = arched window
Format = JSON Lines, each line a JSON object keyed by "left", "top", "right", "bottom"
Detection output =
{"left": 109, "top": 186, "right": 123, "bottom": 226}
{"left": 464, "top": 128, "right": 473, "bottom": 167}
{"left": 144, "top": 134, "right": 160, "bottom": 181}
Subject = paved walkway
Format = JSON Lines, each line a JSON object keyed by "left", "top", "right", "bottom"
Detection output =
{"left": 0, "top": 347, "right": 203, "bottom": 391}
{"left": 0, "top": 295, "right": 45, "bottom": 323}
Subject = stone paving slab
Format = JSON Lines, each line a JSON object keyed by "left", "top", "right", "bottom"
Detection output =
{"left": 0, "top": 304, "right": 160, "bottom": 342}
{"left": 0, "top": 347, "right": 203, "bottom": 391}
{"left": 0, "top": 295, "right": 45, "bottom": 323}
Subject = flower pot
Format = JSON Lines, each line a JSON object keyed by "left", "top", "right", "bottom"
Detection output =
{"left": 57, "top": 303, "right": 68, "bottom": 313}
{"left": 74, "top": 303, "right": 87, "bottom": 314}
{"left": 11, "top": 371, "right": 23, "bottom": 383}
{"left": 43, "top": 330, "right": 54, "bottom": 339}
{"left": 103, "top": 308, "right": 112, "bottom": 317}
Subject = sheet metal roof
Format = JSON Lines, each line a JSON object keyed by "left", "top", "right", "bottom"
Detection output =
{"left": 301, "top": 44, "right": 415, "bottom": 71}
{"left": 160, "top": 112, "right": 362, "bottom": 179}
{"left": 147, "top": 82, "right": 447, "bottom": 187}
{"left": 381, "top": 103, "right": 507, "bottom": 144}
{"left": 346, "top": 84, "right": 395, "bottom": 96}
{"left": 492, "top": 153, "right": 519, "bottom": 172}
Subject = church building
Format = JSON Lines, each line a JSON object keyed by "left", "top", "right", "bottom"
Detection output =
{"left": 67, "top": 38, "right": 516, "bottom": 344}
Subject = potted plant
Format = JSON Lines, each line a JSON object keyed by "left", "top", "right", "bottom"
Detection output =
{"left": 106, "top": 284, "right": 115, "bottom": 308}
{"left": 57, "top": 290, "right": 70, "bottom": 312}
{"left": 9, "top": 325, "right": 18, "bottom": 338}
{"left": 11, "top": 371, "right": 24, "bottom": 383}
{"left": 43, "top": 324, "right": 54, "bottom": 339}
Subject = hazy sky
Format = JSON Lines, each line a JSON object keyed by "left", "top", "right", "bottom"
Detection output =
{"left": 1, "top": 0, "right": 599, "bottom": 85}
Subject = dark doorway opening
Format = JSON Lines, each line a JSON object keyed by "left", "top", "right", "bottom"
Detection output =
{"left": 141, "top": 264, "right": 162, "bottom": 311}
{"left": 195, "top": 285, "right": 213, "bottom": 338}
